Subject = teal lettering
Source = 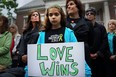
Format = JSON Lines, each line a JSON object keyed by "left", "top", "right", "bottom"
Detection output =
{"left": 56, "top": 61, "right": 60, "bottom": 76}
{"left": 39, "top": 62, "right": 55, "bottom": 76}
{"left": 37, "top": 45, "right": 48, "bottom": 60}
{"left": 50, "top": 47, "right": 57, "bottom": 60}
{"left": 70, "top": 62, "right": 78, "bottom": 76}
{"left": 60, "top": 64, "right": 69, "bottom": 76}
{"left": 57, "top": 46, "right": 66, "bottom": 60}
{"left": 65, "top": 46, "right": 74, "bottom": 62}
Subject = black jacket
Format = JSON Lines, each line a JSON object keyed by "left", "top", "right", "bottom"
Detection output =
{"left": 113, "top": 35, "right": 116, "bottom": 55}
{"left": 66, "top": 17, "right": 93, "bottom": 66}
{"left": 66, "top": 17, "right": 93, "bottom": 44}
{"left": 16, "top": 28, "right": 39, "bottom": 67}
{"left": 90, "top": 22, "right": 109, "bottom": 58}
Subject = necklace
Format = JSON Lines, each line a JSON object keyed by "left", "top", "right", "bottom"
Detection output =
{"left": 70, "top": 20, "right": 76, "bottom": 28}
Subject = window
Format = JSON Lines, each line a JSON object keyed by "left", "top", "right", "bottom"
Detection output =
{"left": 23, "top": 15, "right": 28, "bottom": 28}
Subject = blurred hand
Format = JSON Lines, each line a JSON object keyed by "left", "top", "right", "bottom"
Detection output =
{"left": 22, "top": 55, "right": 27, "bottom": 63}
{"left": 110, "top": 55, "right": 116, "bottom": 61}
{"left": 90, "top": 53, "right": 98, "bottom": 59}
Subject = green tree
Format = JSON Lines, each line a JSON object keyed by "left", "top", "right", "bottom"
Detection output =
{"left": 0, "top": 0, "right": 18, "bottom": 18}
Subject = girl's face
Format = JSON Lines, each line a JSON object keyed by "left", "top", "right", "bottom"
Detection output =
{"left": 48, "top": 8, "right": 61, "bottom": 27}
{"left": 66, "top": 1, "right": 78, "bottom": 15}
{"left": 31, "top": 12, "right": 39, "bottom": 22}
{"left": 108, "top": 22, "right": 116, "bottom": 31}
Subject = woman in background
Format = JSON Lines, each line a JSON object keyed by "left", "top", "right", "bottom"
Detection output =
{"left": 0, "top": 15, "right": 12, "bottom": 72}
{"left": 9, "top": 23, "right": 21, "bottom": 67}
{"left": 66, "top": 0, "right": 93, "bottom": 68}
{"left": 17, "top": 9, "right": 42, "bottom": 67}
{"left": 0, "top": 9, "right": 43, "bottom": 76}
{"left": 107, "top": 19, "right": 116, "bottom": 77}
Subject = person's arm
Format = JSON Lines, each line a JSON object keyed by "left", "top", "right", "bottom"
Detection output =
{"left": 0, "top": 32, "right": 12, "bottom": 56}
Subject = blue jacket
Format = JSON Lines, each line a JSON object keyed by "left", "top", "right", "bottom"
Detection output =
{"left": 25, "top": 27, "right": 91, "bottom": 77}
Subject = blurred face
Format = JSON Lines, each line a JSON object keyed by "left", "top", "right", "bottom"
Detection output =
{"left": 85, "top": 12, "right": 95, "bottom": 21}
{"left": 0, "top": 18, "right": 3, "bottom": 27}
{"left": 31, "top": 12, "right": 39, "bottom": 22}
{"left": 48, "top": 8, "right": 61, "bottom": 27}
{"left": 108, "top": 22, "right": 116, "bottom": 31}
{"left": 9, "top": 26, "right": 16, "bottom": 33}
{"left": 66, "top": 1, "right": 78, "bottom": 15}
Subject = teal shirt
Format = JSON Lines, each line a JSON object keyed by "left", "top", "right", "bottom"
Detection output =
{"left": 108, "top": 32, "right": 114, "bottom": 54}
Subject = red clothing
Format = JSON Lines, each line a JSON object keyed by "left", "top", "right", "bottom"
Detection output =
{"left": 10, "top": 37, "right": 15, "bottom": 56}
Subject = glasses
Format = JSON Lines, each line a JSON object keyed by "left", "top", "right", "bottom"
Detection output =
{"left": 86, "top": 12, "right": 94, "bottom": 16}
{"left": 32, "top": 14, "right": 39, "bottom": 16}
{"left": 48, "top": 13, "right": 60, "bottom": 17}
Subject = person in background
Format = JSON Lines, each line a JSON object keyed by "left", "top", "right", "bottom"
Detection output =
{"left": 66, "top": 0, "right": 93, "bottom": 68}
{"left": 24, "top": 4, "right": 91, "bottom": 77}
{"left": 107, "top": 19, "right": 116, "bottom": 77}
{"left": 9, "top": 23, "right": 21, "bottom": 67}
{"left": 17, "top": 9, "right": 43, "bottom": 68}
{"left": 0, "top": 15, "right": 12, "bottom": 72}
{"left": 85, "top": 7, "right": 110, "bottom": 77}
{"left": 0, "top": 10, "right": 43, "bottom": 77}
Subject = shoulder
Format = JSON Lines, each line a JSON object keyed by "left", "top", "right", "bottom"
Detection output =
{"left": 39, "top": 31, "right": 45, "bottom": 36}
{"left": 5, "top": 31, "right": 12, "bottom": 36}
{"left": 15, "top": 33, "right": 21, "bottom": 37}
{"left": 95, "top": 22, "right": 105, "bottom": 28}
{"left": 65, "top": 27, "right": 73, "bottom": 32}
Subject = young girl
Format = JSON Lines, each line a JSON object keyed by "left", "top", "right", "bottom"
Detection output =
{"left": 107, "top": 19, "right": 116, "bottom": 77}
{"left": 37, "top": 5, "right": 91, "bottom": 77}
{"left": 37, "top": 5, "right": 76, "bottom": 43}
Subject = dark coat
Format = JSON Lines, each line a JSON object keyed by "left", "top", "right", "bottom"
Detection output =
{"left": 89, "top": 22, "right": 109, "bottom": 58}
{"left": 16, "top": 28, "right": 39, "bottom": 67}
{"left": 113, "top": 35, "right": 116, "bottom": 55}
{"left": 66, "top": 17, "right": 94, "bottom": 66}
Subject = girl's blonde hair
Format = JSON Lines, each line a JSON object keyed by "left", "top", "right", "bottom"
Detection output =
{"left": 107, "top": 19, "right": 116, "bottom": 33}
{"left": 9, "top": 23, "right": 19, "bottom": 33}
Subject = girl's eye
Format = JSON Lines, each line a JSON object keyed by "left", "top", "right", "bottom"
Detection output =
{"left": 48, "top": 13, "right": 60, "bottom": 17}
{"left": 54, "top": 13, "right": 59, "bottom": 16}
{"left": 48, "top": 13, "right": 53, "bottom": 17}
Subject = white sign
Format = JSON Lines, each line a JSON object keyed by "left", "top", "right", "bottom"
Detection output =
{"left": 28, "top": 42, "right": 85, "bottom": 77}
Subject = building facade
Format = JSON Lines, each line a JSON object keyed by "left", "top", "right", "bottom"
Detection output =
{"left": 16, "top": 0, "right": 116, "bottom": 33}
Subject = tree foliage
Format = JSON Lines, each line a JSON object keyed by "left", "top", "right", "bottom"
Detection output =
{"left": 0, "top": 0, "right": 18, "bottom": 18}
